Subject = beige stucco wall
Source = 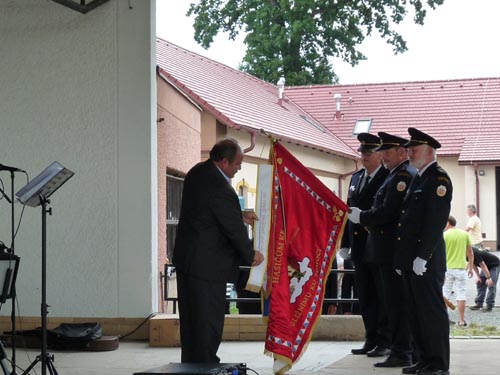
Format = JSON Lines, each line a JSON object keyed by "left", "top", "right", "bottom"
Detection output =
{"left": 226, "top": 128, "right": 355, "bottom": 209}
{"left": 425, "top": 157, "right": 497, "bottom": 248}
{"left": 156, "top": 76, "right": 202, "bottom": 310}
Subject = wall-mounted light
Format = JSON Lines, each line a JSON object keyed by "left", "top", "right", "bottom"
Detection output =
{"left": 479, "top": 169, "right": 486, "bottom": 176}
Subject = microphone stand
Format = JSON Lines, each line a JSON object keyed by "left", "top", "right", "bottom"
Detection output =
{"left": 8, "top": 171, "right": 18, "bottom": 375}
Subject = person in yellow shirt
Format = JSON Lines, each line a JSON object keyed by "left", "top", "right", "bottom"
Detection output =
{"left": 465, "top": 204, "right": 483, "bottom": 248}
{"left": 443, "top": 216, "right": 474, "bottom": 326}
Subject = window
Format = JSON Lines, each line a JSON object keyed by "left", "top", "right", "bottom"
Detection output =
{"left": 166, "top": 174, "right": 183, "bottom": 262}
{"left": 353, "top": 119, "right": 372, "bottom": 135}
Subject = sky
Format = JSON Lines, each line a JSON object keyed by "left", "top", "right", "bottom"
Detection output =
{"left": 156, "top": 0, "right": 500, "bottom": 84}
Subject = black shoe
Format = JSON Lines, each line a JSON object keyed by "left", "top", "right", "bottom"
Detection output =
{"left": 402, "top": 362, "right": 428, "bottom": 374}
{"left": 469, "top": 304, "right": 482, "bottom": 310}
{"left": 367, "top": 345, "right": 391, "bottom": 357}
{"left": 416, "top": 365, "right": 449, "bottom": 375}
{"left": 374, "top": 355, "right": 412, "bottom": 368}
{"left": 482, "top": 306, "right": 493, "bottom": 312}
{"left": 351, "top": 342, "right": 376, "bottom": 355}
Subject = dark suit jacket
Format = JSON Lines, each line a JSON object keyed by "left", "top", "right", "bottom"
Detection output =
{"left": 394, "top": 162, "right": 453, "bottom": 271}
{"left": 172, "top": 160, "right": 254, "bottom": 283}
{"left": 360, "top": 160, "right": 417, "bottom": 264}
{"left": 341, "top": 166, "right": 389, "bottom": 263}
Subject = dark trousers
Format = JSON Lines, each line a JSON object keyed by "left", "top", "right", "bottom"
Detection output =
{"left": 340, "top": 257, "right": 360, "bottom": 314}
{"left": 177, "top": 271, "right": 226, "bottom": 363}
{"left": 379, "top": 264, "right": 412, "bottom": 359}
{"left": 402, "top": 270, "right": 450, "bottom": 370}
{"left": 323, "top": 257, "right": 338, "bottom": 314}
{"left": 355, "top": 261, "right": 390, "bottom": 348}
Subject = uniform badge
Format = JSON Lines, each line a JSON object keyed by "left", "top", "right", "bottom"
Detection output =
{"left": 396, "top": 181, "right": 407, "bottom": 192}
{"left": 436, "top": 185, "right": 447, "bottom": 197}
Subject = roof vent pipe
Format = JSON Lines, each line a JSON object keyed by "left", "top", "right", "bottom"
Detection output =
{"left": 277, "top": 77, "right": 286, "bottom": 102}
{"left": 334, "top": 93, "right": 341, "bottom": 111}
{"left": 334, "top": 93, "right": 342, "bottom": 119}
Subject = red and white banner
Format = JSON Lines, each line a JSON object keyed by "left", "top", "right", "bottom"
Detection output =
{"left": 263, "top": 141, "right": 348, "bottom": 374}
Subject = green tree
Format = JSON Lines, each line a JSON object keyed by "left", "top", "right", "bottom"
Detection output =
{"left": 188, "top": 0, "right": 444, "bottom": 85}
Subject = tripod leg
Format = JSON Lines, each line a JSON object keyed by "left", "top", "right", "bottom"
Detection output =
{"left": 0, "top": 341, "right": 11, "bottom": 375}
{"left": 46, "top": 358, "right": 59, "bottom": 375}
{"left": 21, "top": 356, "right": 41, "bottom": 375}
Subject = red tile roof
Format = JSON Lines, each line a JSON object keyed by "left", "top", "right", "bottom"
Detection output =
{"left": 156, "top": 38, "right": 357, "bottom": 159}
{"left": 285, "top": 78, "right": 500, "bottom": 164}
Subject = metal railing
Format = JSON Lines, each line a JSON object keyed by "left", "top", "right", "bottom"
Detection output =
{"left": 161, "top": 265, "right": 359, "bottom": 314}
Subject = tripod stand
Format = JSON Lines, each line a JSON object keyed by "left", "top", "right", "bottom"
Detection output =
{"left": 21, "top": 198, "right": 58, "bottom": 375}
{"left": 14, "top": 161, "right": 73, "bottom": 375}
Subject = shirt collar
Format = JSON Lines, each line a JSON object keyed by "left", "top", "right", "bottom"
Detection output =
{"left": 365, "top": 165, "right": 382, "bottom": 179}
{"left": 418, "top": 160, "right": 436, "bottom": 176}
{"left": 215, "top": 164, "right": 231, "bottom": 185}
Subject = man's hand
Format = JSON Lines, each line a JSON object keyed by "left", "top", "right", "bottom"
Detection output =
{"left": 412, "top": 257, "right": 427, "bottom": 276}
{"left": 252, "top": 250, "right": 264, "bottom": 267}
{"left": 486, "top": 277, "right": 494, "bottom": 287}
{"left": 467, "top": 267, "right": 474, "bottom": 278}
{"left": 242, "top": 210, "right": 259, "bottom": 226}
{"left": 347, "top": 207, "right": 361, "bottom": 224}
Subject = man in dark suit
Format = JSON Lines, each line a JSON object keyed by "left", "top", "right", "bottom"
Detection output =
{"left": 395, "top": 128, "right": 453, "bottom": 375}
{"left": 173, "top": 138, "right": 264, "bottom": 363}
{"left": 348, "top": 132, "right": 417, "bottom": 367}
{"left": 340, "top": 133, "right": 390, "bottom": 356}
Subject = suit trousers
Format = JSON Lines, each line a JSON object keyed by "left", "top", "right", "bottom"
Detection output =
{"left": 379, "top": 264, "right": 412, "bottom": 359}
{"left": 177, "top": 271, "right": 227, "bottom": 363}
{"left": 402, "top": 270, "right": 450, "bottom": 370}
{"left": 354, "top": 261, "right": 391, "bottom": 348}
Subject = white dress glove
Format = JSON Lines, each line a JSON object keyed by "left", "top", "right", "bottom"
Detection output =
{"left": 338, "top": 247, "right": 350, "bottom": 259}
{"left": 412, "top": 257, "right": 427, "bottom": 276}
{"left": 348, "top": 207, "right": 361, "bottom": 224}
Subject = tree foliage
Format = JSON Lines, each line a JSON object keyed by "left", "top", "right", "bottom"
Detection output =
{"left": 187, "top": 0, "right": 445, "bottom": 85}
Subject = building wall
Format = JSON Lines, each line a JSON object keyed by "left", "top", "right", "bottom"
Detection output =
{"left": 0, "top": 0, "right": 156, "bottom": 318}
{"left": 156, "top": 76, "right": 201, "bottom": 310}
{"left": 224, "top": 129, "right": 354, "bottom": 209}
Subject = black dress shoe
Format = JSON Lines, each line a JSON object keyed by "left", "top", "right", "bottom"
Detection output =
{"left": 416, "top": 365, "right": 449, "bottom": 375}
{"left": 351, "top": 343, "right": 376, "bottom": 355}
{"left": 374, "top": 354, "right": 412, "bottom": 367}
{"left": 366, "top": 345, "right": 391, "bottom": 357}
{"left": 402, "top": 362, "right": 428, "bottom": 374}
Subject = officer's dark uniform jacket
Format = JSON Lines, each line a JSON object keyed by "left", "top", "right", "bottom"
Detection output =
{"left": 359, "top": 160, "right": 417, "bottom": 264}
{"left": 394, "top": 162, "right": 453, "bottom": 271}
{"left": 341, "top": 166, "right": 389, "bottom": 263}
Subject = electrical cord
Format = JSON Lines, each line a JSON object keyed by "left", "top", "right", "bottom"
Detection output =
{"left": 118, "top": 312, "right": 158, "bottom": 340}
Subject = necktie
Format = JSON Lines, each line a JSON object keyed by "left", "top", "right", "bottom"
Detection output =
{"left": 361, "top": 175, "right": 370, "bottom": 192}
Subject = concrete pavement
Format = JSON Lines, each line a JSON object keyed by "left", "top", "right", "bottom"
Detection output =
{"left": 4, "top": 338, "right": 499, "bottom": 374}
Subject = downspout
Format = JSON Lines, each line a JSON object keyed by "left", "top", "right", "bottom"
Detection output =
{"left": 474, "top": 163, "right": 481, "bottom": 217}
{"left": 338, "top": 159, "right": 359, "bottom": 198}
{"left": 243, "top": 131, "right": 257, "bottom": 153}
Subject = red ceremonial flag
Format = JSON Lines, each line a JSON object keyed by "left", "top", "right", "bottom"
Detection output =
{"left": 264, "top": 141, "right": 348, "bottom": 373}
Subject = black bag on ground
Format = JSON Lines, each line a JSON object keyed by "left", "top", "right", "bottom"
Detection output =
{"left": 47, "top": 322, "right": 103, "bottom": 349}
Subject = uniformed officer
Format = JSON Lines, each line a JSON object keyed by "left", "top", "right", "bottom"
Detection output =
{"left": 340, "top": 133, "right": 390, "bottom": 356}
{"left": 348, "top": 132, "right": 417, "bottom": 367}
{"left": 395, "top": 128, "right": 452, "bottom": 375}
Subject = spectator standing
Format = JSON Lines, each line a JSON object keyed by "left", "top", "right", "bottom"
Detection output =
{"left": 469, "top": 247, "right": 500, "bottom": 312}
{"left": 395, "top": 127, "right": 452, "bottom": 375}
{"left": 443, "top": 216, "right": 474, "bottom": 326}
{"left": 465, "top": 204, "right": 483, "bottom": 249}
